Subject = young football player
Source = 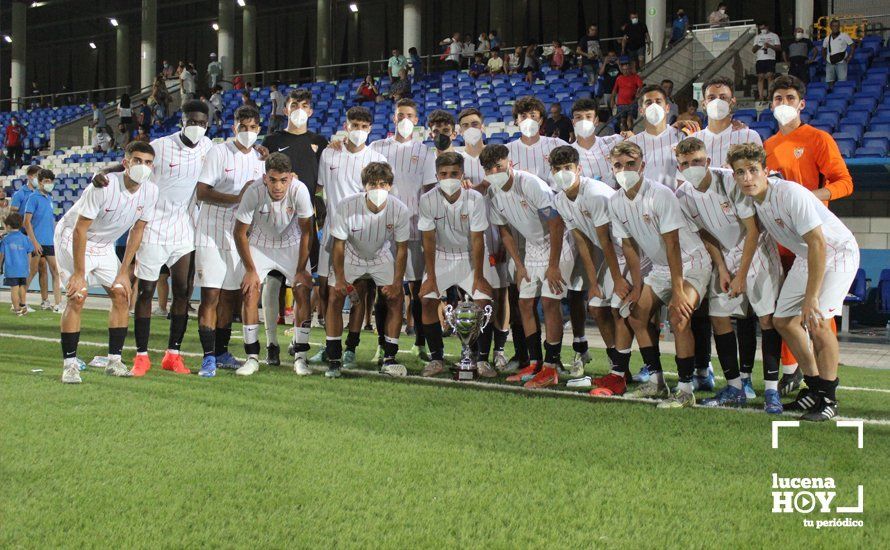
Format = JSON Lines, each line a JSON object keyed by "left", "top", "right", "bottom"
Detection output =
{"left": 570, "top": 98, "right": 622, "bottom": 187}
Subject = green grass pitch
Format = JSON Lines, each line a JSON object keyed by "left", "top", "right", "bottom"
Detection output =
{"left": 1, "top": 308, "right": 888, "bottom": 547}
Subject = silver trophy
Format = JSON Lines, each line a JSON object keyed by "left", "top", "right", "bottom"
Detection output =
{"left": 443, "top": 301, "right": 493, "bottom": 381}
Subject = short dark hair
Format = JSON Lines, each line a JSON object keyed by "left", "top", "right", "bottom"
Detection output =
{"left": 768, "top": 75, "right": 806, "bottom": 100}
{"left": 571, "top": 98, "right": 599, "bottom": 116}
{"left": 636, "top": 84, "right": 668, "bottom": 104}
{"left": 25, "top": 165, "right": 41, "bottom": 177}
{"left": 5, "top": 212, "right": 22, "bottom": 229}
{"left": 512, "top": 95, "right": 546, "bottom": 120}
{"left": 661, "top": 79, "right": 674, "bottom": 86}
{"left": 265, "top": 152, "right": 292, "bottom": 174}
{"left": 479, "top": 144, "right": 509, "bottom": 170}
{"left": 727, "top": 143, "right": 768, "bottom": 169}
{"left": 703, "top": 76, "right": 735, "bottom": 96}
{"left": 435, "top": 151, "right": 464, "bottom": 172}
{"left": 548, "top": 145, "right": 579, "bottom": 167}
{"left": 610, "top": 141, "right": 643, "bottom": 160}
{"left": 427, "top": 109, "right": 455, "bottom": 129}
{"left": 361, "top": 162, "right": 394, "bottom": 186}
{"left": 675, "top": 137, "right": 707, "bottom": 157}
{"left": 37, "top": 168, "right": 55, "bottom": 182}
{"left": 457, "top": 107, "right": 483, "bottom": 123}
{"left": 182, "top": 99, "right": 209, "bottom": 115}
{"left": 125, "top": 140, "right": 155, "bottom": 158}
{"left": 395, "top": 98, "right": 417, "bottom": 111}
{"left": 346, "top": 106, "right": 372, "bottom": 124}
{"left": 287, "top": 88, "right": 313, "bottom": 107}
{"left": 234, "top": 105, "right": 261, "bottom": 125}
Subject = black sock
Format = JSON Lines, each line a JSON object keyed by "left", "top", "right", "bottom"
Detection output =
{"left": 476, "top": 322, "right": 494, "bottom": 362}
{"left": 424, "top": 323, "right": 444, "bottom": 361}
{"left": 572, "top": 337, "right": 588, "bottom": 354}
{"left": 639, "top": 346, "right": 661, "bottom": 373}
{"left": 375, "top": 299, "right": 387, "bottom": 347}
{"left": 761, "top": 328, "right": 781, "bottom": 382}
{"left": 614, "top": 349, "right": 631, "bottom": 374}
{"left": 108, "top": 327, "right": 128, "bottom": 357}
{"left": 135, "top": 317, "right": 151, "bottom": 353}
{"left": 215, "top": 325, "right": 232, "bottom": 356}
{"left": 494, "top": 328, "right": 508, "bottom": 352}
{"left": 714, "top": 331, "right": 740, "bottom": 380}
{"left": 818, "top": 377, "right": 839, "bottom": 402}
{"left": 804, "top": 374, "right": 820, "bottom": 391}
{"left": 692, "top": 315, "right": 712, "bottom": 370}
{"left": 605, "top": 347, "right": 617, "bottom": 368}
{"left": 511, "top": 321, "right": 528, "bottom": 362}
{"left": 736, "top": 316, "right": 757, "bottom": 374}
{"left": 383, "top": 338, "right": 399, "bottom": 363}
{"left": 345, "top": 331, "right": 361, "bottom": 353}
{"left": 198, "top": 326, "right": 215, "bottom": 357}
{"left": 326, "top": 337, "right": 343, "bottom": 362}
{"left": 676, "top": 356, "right": 695, "bottom": 384}
{"left": 544, "top": 341, "right": 561, "bottom": 365}
{"left": 168, "top": 314, "right": 189, "bottom": 351}
{"left": 61, "top": 331, "right": 80, "bottom": 359}
{"left": 411, "top": 293, "right": 424, "bottom": 347}
{"left": 526, "top": 331, "right": 542, "bottom": 363}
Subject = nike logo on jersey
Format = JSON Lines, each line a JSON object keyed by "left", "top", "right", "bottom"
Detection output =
{"left": 351, "top": 228, "right": 361, "bottom": 232}
{"left": 277, "top": 146, "right": 290, "bottom": 152}
{"left": 329, "top": 166, "right": 337, "bottom": 171}
{"left": 225, "top": 168, "right": 234, "bottom": 173}
{"left": 169, "top": 163, "right": 180, "bottom": 168}
{"left": 434, "top": 216, "right": 445, "bottom": 220}
{"left": 104, "top": 208, "right": 115, "bottom": 212}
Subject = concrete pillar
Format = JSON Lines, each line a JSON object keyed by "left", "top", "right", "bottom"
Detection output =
{"left": 348, "top": 13, "right": 359, "bottom": 63}
{"left": 218, "top": 0, "right": 235, "bottom": 81}
{"left": 242, "top": 4, "right": 257, "bottom": 76}
{"left": 116, "top": 24, "right": 130, "bottom": 93}
{"left": 646, "top": 0, "right": 666, "bottom": 59}
{"left": 140, "top": 0, "right": 157, "bottom": 90}
{"left": 489, "top": 0, "right": 505, "bottom": 43}
{"left": 316, "top": 0, "right": 331, "bottom": 80}
{"left": 10, "top": 0, "right": 26, "bottom": 111}
{"left": 795, "top": 0, "right": 814, "bottom": 34}
{"left": 403, "top": 0, "right": 421, "bottom": 56}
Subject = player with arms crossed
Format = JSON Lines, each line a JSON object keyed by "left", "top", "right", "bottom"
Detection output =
{"left": 324, "top": 162, "right": 411, "bottom": 378}
{"left": 417, "top": 152, "right": 496, "bottom": 377}
{"left": 57, "top": 142, "right": 159, "bottom": 383}
{"left": 729, "top": 143, "right": 859, "bottom": 421}
{"left": 233, "top": 153, "right": 314, "bottom": 376}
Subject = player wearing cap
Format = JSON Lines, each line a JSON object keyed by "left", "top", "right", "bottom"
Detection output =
{"left": 729, "top": 142, "right": 859, "bottom": 422}
{"left": 233, "top": 153, "right": 314, "bottom": 376}
{"left": 193, "top": 105, "right": 265, "bottom": 378}
{"left": 323, "top": 162, "right": 411, "bottom": 378}
{"left": 57, "top": 141, "right": 159, "bottom": 384}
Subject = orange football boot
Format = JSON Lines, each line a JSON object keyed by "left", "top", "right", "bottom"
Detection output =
{"left": 506, "top": 361, "right": 538, "bottom": 383}
{"left": 131, "top": 354, "right": 151, "bottom": 377}
{"left": 161, "top": 351, "right": 191, "bottom": 374}
{"left": 524, "top": 365, "right": 558, "bottom": 388}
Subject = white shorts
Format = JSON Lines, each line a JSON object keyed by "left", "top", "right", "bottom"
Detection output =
{"left": 317, "top": 238, "right": 331, "bottom": 278}
{"left": 135, "top": 242, "right": 194, "bottom": 281}
{"left": 708, "top": 247, "right": 784, "bottom": 318}
{"left": 56, "top": 244, "right": 119, "bottom": 290}
{"left": 517, "top": 238, "right": 579, "bottom": 299}
{"left": 236, "top": 244, "right": 300, "bottom": 286}
{"left": 328, "top": 261, "right": 394, "bottom": 288}
{"left": 403, "top": 240, "right": 424, "bottom": 281}
{"left": 774, "top": 254, "right": 859, "bottom": 319}
{"left": 490, "top": 260, "right": 509, "bottom": 289}
{"left": 587, "top": 257, "right": 621, "bottom": 309}
{"left": 645, "top": 265, "right": 712, "bottom": 307}
{"left": 194, "top": 246, "right": 241, "bottom": 291}
{"left": 421, "top": 254, "right": 495, "bottom": 300}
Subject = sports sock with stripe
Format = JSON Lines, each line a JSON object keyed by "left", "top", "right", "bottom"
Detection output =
{"left": 243, "top": 324, "right": 260, "bottom": 358}
{"left": 108, "top": 327, "right": 127, "bottom": 360}
{"left": 168, "top": 314, "right": 188, "bottom": 351}
{"left": 198, "top": 326, "right": 215, "bottom": 358}
{"left": 215, "top": 325, "right": 232, "bottom": 356}
{"left": 713, "top": 331, "right": 741, "bottom": 386}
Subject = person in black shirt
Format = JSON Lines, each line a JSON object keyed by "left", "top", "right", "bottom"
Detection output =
{"left": 786, "top": 27, "right": 815, "bottom": 84}
{"left": 543, "top": 103, "right": 574, "bottom": 142}
{"left": 259, "top": 88, "right": 328, "bottom": 365}
{"left": 621, "top": 11, "right": 651, "bottom": 70}
{"left": 599, "top": 49, "right": 621, "bottom": 108}
{"left": 576, "top": 25, "right": 602, "bottom": 85}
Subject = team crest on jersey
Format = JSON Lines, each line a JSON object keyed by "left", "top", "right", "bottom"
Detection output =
{"left": 286, "top": 206, "right": 294, "bottom": 215}
{"left": 411, "top": 155, "right": 419, "bottom": 163}
{"left": 136, "top": 206, "right": 143, "bottom": 212}
{"left": 720, "top": 201, "right": 732, "bottom": 214}
{"left": 520, "top": 200, "right": 528, "bottom": 209}
{"left": 775, "top": 218, "right": 785, "bottom": 228}
{"left": 196, "top": 269, "right": 204, "bottom": 280}
{"left": 642, "top": 213, "right": 651, "bottom": 224}
{"left": 793, "top": 147, "right": 805, "bottom": 159}
{"left": 582, "top": 210, "right": 592, "bottom": 218}
{"left": 386, "top": 223, "right": 394, "bottom": 230}
{"left": 460, "top": 213, "right": 468, "bottom": 221}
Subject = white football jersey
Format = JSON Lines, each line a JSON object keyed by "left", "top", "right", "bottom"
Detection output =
{"left": 459, "top": 150, "right": 485, "bottom": 185}
{"left": 572, "top": 135, "right": 622, "bottom": 188}
{"left": 553, "top": 177, "right": 622, "bottom": 258}
{"left": 369, "top": 137, "right": 437, "bottom": 240}
{"left": 235, "top": 179, "right": 314, "bottom": 248}
{"left": 417, "top": 187, "right": 488, "bottom": 256}
{"left": 690, "top": 126, "right": 762, "bottom": 169}
{"left": 318, "top": 145, "right": 388, "bottom": 241}
{"left": 628, "top": 127, "right": 684, "bottom": 190}
{"left": 506, "top": 136, "right": 569, "bottom": 182}
{"left": 675, "top": 168, "right": 752, "bottom": 253}
{"left": 329, "top": 193, "right": 412, "bottom": 265}
{"left": 487, "top": 169, "right": 560, "bottom": 250}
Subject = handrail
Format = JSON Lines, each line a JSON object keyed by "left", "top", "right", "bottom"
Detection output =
{"left": 691, "top": 19, "right": 755, "bottom": 30}
{"left": 0, "top": 85, "right": 130, "bottom": 110}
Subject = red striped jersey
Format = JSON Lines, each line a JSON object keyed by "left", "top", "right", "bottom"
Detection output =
{"left": 553, "top": 177, "right": 622, "bottom": 259}
{"left": 627, "top": 127, "right": 684, "bottom": 190}
{"left": 690, "top": 126, "right": 762, "bottom": 168}
{"left": 235, "top": 179, "right": 314, "bottom": 248}
{"left": 506, "top": 136, "right": 569, "bottom": 182}
{"left": 487, "top": 169, "right": 560, "bottom": 251}
{"left": 369, "top": 137, "right": 437, "bottom": 240}
{"left": 572, "top": 135, "right": 622, "bottom": 188}
{"left": 329, "top": 193, "right": 411, "bottom": 265}
{"left": 753, "top": 178, "right": 858, "bottom": 271}
{"left": 58, "top": 172, "right": 158, "bottom": 255}
{"left": 318, "top": 145, "right": 387, "bottom": 242}
{"left": 609, "top": 178, "right": 708, "bottom": 269}
{"left": 417, "top": 187, "right": 488, "bottom": 257}
{"left": 195, "top": 141, "right": 265, "bottom": 250}
{"left": 143, "top": 132, "right": 213, "bottom": 246}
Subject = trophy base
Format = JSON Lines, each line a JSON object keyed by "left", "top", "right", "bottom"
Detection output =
{"left": 452, "top": 367, "right": 478, "bottom": 381}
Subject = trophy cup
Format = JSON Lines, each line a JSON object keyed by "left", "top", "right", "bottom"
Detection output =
{"left": 443, "top": 301, "right": 492, "bottom": 381}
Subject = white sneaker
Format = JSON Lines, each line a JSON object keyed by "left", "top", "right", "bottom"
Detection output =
{"left": 380, "top": 363, "right": 407, "bottom": 377}
{"left": 52, "top": 303, "right": 64, "bottom": 313}
{"left": 566, "top": 375, "right": 593, "bottom": 389}
{"left": 104, "top": 358, "right": 132, "bottom": 377}
{"left": 294, "top": 357, "right": 312, "bottom": 376}
{"left": 236, "top": 357, "right": 260, "bottom": 376}
{"left": 568, "top": 351, "right": 590, "bottom": 378}
{"left": 493, "top": 351, "right": 508, "bottom": 372}
{"left": 41, "top": 300, "right": 53, "bottom": 310}
{"left": 61, "top": 363, "right": 82, "bottom": 384}
{"left": 24, "top": 305, "right": 35, "bottom": 313}
{"left": 476, "top": 361, "right": 497, "bottom": 378}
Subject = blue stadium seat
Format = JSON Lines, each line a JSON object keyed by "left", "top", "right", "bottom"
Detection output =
{"left": 878, "top": 270, "right": 890, "bottom": 314}
{"left": 854, "top": 146, "right": 886, "bottom": 157}
{"left": 835, "top": 139, "right": 856, "bottom": 158}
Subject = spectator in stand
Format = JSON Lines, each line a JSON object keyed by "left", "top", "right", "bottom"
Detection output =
{"left": 577, "top": 24, "right": 602, "bottom": 86}
{"left": 180, "top": 62, "right": 196, "bottom": 104}
{"left": 209, "top": 86, "right": 223, "bottom": 126}
{"left": 708, "top": 3, "right": 730, "bottom": 27}
{"left": 440, "top": 32, "right": 463, "bottom": 71}
{"left": 388, "top": 48, "right": 409, "bottom": 82}
{"left": 4, "top": 116, "right": 27, "bottom": 169}
{"left": 621, "top": 11, "right": 651, "bottom": 70}
{"left": 354, "top": 75, "right": 380, "bottom": 103}
{"left": 233, "top": 70, "right": 244, "bottom": 90}
{"left": 543, "top": 103, "right": 573, "bottom": 142}
{"left": 661, "top": 79, "right": 679, "bottom": 123}
{"left": 670, "top": 8, "right": 690, "bottom": 45}
{"left": 0, "top": 190, "right": 10, "bottom": 235}
{"left": 752, "top": 22, "right": 782, "bottom": 101}
{"left": 675, "top": 99, "right": 702, "bottom": 125}
{"left": 161, "top": 60, "right": 174, "bottom": 79}
{"left": 477, "top": 32, "right": 491, "bottom": 56}
{"left": 469, "top": 53, "right": 488, "bottom": 78}
{"left": 92, "top": 126, "right": 116, "bottom": 153}
{"left": 461, "top": 34, "right": 476, "bottom": 68}
{"left": 117, "top": 93, "right": 134, "bottom": 146}
{"left": 90, "top": 101, "right": 106, "bottom": 128}
{"left": 408, "top": 47, "right": 423, "bottom": 78}
{"left": 823, "top": 19, "right": 857, "bottom": 90}
{"left": 389, "top": 69, "right": 413, "bottom": 100}
{"left": 269, "top": 82, "right": 287, "bottom": 133}
{"left": 207, "top": 52, "right": 223, "bottom": 89}
{"left": 486, "top": 47, "right": 505, "bottom": 74}
{"left": 522, "top": 44, "right": 541, "bottom": 84}
{"left": 507, "top": 46, "right": 523, "bottom": 74}
{"left": 489, "top": 30, "right": 501, "bottom": 49}
{"left": 241, "top": 91, "right": 258, "bottom": 109}
{"left": 610, "top": 59, "right": 643, "bottom": 131}
{"left": 0, "top": 150, "right": 9, "bottom": 176}
{"left": 175, "top": 60, "right": 185, "bottom": 77}
{"left": 133, "top": 126, "right": 150, "bottom": 143}
{"left": 137, "top": 100, "right": 153, "bottom": 133}
{"left": 30, "top": 81, "right": 40, "bottom": 109}
{"left": 786, "top": 27, "right": 816, "bottom": 84}
{"left": 549, "top": 40, "right": 566, "bottom": 71}
{"left": 599, "top": 49, "right": 621, "bottom": 107}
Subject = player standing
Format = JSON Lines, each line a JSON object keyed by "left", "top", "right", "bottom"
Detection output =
{"left": 569, "top": 98, "right": 622, "bottom": 186}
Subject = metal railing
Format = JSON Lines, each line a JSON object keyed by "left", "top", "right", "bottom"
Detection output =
{"left": 0, "top": 85, "right": 130, "bottom": 111}
{"left": 691, "top": 18, "right": 754, "bottom": 30}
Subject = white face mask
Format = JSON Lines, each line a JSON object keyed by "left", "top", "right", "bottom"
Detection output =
{"left": 760, "top": 28, "right": 767, "bottom": 34}
{"left": 289, "top": 109, "right": 309, "bottom": 128}
{"left": 719, "top": 8, "right": 726, "bottom": 14}
{"left": 396, "top": 118, "right": 414, "bottom": 139}
{"left": 28, "top": 177, "right": 38, "bottom": 188}
{"left": 645, "top": 103, "right": 666, "bottom": 125}
{"left": 796, "top": 32, "right": 805, "bottom": 40}
{"left": 574, "top": 119, "right": 596, "bottom": 139}
{"left": 705, "top": 98, "right": 730, "bottom": 121}
{"left": 438, "top": 178, "right": 462, "bottom": 195}
{"left": 462, "top": 127, "right": 483, "bottom": 146}
{"left": 553, "top": 170, "right": 577, "bottom": 191}
{"left": 518, "top": 118, "right": 540, "bottom": 138}
{"left": 631, "top": 18, "right": 639, "bottom": 24}
{"left": 487, "top": 171, "right": 510, "bottom": 190}
{"left": 614, "top": 170, "right": 640, "bottom": 191}
{"left": 367, "top": 188, "right": 388, "bottom": 207}
{"left": 182, "top": 125, "right": 206, "bottom": 143}
{"left": 348, "top": 129, "right": 369, "bottom": 146}
{"left": 42, "top": 183, "right": 55, "bottom": 193}
{"left": 681, "top": 166, "right": 709, "bottom": 189}
{"left": 236, "top": 131, "right": 258, "bottom": 148}
{"left": 773, "top": 104, "right": 800, "bottom": 126}
{"left": 127, "top": 163, "right": 153, "bottom": 185}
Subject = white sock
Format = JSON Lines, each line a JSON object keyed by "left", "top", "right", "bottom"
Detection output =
{"left": 262, "top": 276, "right": 282, "bottom": 346}
{"left": 243, "top": 324, "right": 259, "bottom": 356}
{"left": 64, "top": 357, "right": 80, "bottom": 368}
{"left": 782, "top": 364, "right": 798, "bottom": 375}
{"left": 727, "top": 377, "right": 743, "bottom": 389}
{"left": 136, "top": 351, "right": 148, "bottom": 356}
{"left": 677, "top": 381, "right": 693, "bottom": 394}
{"left": 293, "top": 326, "right": 311, "bottom": 359}
{"left": 765, "top": 380, "right": 779, "bottom": 391}
{"left": 108, "top": 354, "right": 121, "bottom": 362}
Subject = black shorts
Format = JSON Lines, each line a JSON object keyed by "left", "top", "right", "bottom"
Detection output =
{"left": 40, "top": 245, "right": 54, "bottom": 257}
{"left": 756, "top": 59, "right": 776, "bottom": 75}
{"left": 4, "top": 276, "right": 26, "bottom": 287}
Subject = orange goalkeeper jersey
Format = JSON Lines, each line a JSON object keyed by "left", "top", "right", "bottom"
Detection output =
{"left": 764, "top": 123, "right": 853, "bottom": 205}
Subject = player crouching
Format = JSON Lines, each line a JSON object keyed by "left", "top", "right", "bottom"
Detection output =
{"left": 233, "top": 153, "right": 314, "bottom": 376}
{"left": 57, "top": 142, "right": 159, "bottom": 383}
{"left": 729, "top": 143, "right": 859, "bottom": 421}
{"left": 417, "top": 152, "right": 496, "bottom": 377}
{"left": 324, "top": 162, "right": 411, "bottom": 378}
